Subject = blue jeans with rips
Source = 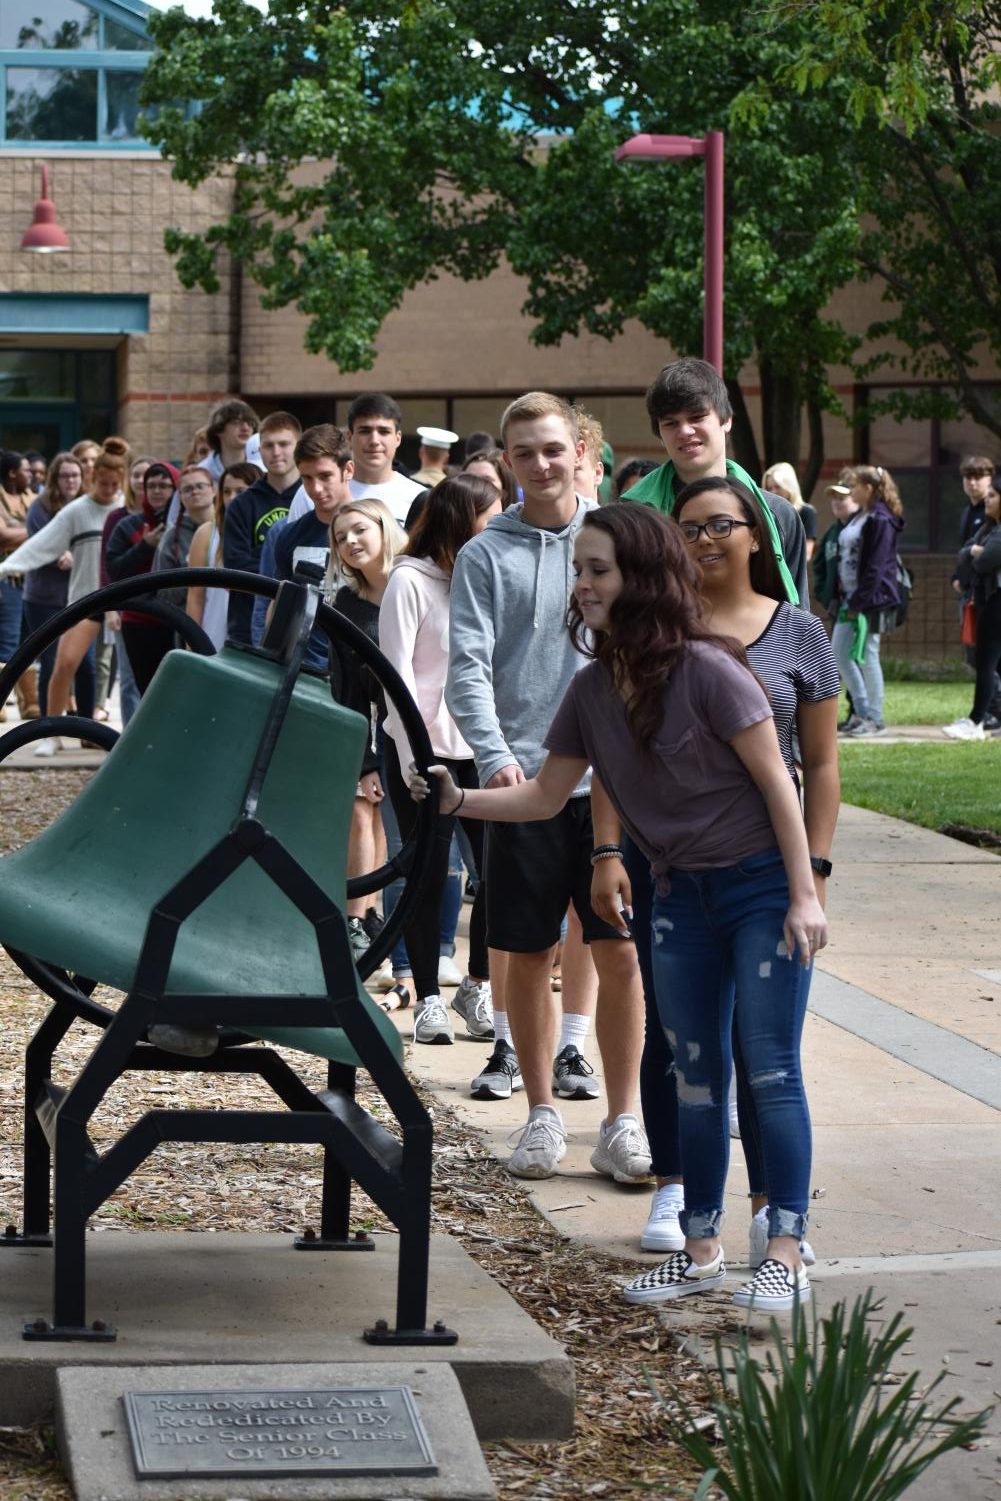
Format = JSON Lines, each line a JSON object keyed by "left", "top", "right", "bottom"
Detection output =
{"left": 649, "top": 847, "right": 812, "bottom": 1243}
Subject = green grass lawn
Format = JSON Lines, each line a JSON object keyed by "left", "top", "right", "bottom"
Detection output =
{"left": 849, "top": 680, "right": 972, "bottom": 725}
{"left": 839, "top": 741, "right": 1001, "bottom": 835}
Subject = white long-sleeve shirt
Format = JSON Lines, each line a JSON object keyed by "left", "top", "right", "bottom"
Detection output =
{"left": 0, "top": 495, "right": 115, "bottom": 603}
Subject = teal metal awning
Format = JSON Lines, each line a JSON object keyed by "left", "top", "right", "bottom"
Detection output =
{"left": 0, "top": 293, "right": 149, "bottom": 334}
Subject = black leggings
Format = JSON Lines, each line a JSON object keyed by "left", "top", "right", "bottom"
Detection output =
{"left": 386, "top": 752, "right": 488, "bottom": 1002}
{"left": 972, "top": 593, "right": 1001, "bottom": 724}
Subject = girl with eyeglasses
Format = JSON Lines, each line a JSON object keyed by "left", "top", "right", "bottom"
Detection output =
{"left": 412, "top": 502, "right": 830, "bottom": 1313}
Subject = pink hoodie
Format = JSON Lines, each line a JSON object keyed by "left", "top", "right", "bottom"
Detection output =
{"left": 379, "top": 555, "right": 473, "bottom": 774}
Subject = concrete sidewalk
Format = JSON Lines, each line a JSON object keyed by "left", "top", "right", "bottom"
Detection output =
{"left": 3, "top": 699, "right": 999, "bottom": 1488}
{"left": 397, "top": 803, "right": 1001, "bottom": 1499}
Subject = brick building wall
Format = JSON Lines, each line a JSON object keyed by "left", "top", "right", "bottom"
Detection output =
{"left": 889, "top": 554, "right": 964, "bottom": 664}
{"left": 0, "top": 153, "right": 235, "bottom": 459}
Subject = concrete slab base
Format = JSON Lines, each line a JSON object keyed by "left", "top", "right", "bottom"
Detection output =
{"left": 57, "top": 1362, "right": 496, "bottom": 1501}
{"left": 0, "top": 1232, "right": 573, "bottom": 1440}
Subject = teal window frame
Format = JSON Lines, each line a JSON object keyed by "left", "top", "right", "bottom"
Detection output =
{"left": 0, "top": 0, "right": 156, "bottom": 150}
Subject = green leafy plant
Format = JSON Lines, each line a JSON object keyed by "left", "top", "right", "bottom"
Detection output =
{"left": 656, "top": 1291, "right": 991, "bottom": 1500}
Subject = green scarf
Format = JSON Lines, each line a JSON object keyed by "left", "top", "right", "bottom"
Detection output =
{"left": 626, "top": 457, "right": 800, "bottom": 606}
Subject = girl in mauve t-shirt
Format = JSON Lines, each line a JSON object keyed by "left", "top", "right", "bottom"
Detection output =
{"left": 412, "top": 502, "right": 827, "bottom": 1314}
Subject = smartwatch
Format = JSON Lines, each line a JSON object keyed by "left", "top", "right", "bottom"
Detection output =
{"left": 810, "top": 856, "right": 833, "bottom": 877}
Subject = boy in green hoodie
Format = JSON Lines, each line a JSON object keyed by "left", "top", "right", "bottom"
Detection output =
{"left": 626, "top": 359, "right": 809, "bottom": 609}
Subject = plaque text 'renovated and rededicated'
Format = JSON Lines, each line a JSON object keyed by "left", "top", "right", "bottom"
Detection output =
{"left": 124, "top": 1386, "right": 437, "bottom": 1479}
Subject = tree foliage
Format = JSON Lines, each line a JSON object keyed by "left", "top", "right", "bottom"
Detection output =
{"left": 745, "top": 0, "right": 1001, "bottom": 440}
{"left": 143, "top": 0, "right": 527, "bottom": 371}
{"left": 140, "top": 0, "right": 1001, "bottom": 475}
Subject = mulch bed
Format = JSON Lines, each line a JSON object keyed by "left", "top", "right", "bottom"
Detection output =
{"left": 0, "top": 769, "right": 722, "bottom": 1500}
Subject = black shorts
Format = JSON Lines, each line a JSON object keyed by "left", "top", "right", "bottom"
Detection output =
{"left": 484, "top": 796, "right": 625, "bottom": 952}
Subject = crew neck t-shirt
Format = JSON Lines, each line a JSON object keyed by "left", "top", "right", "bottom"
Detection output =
{"left": 543, "top": 640, "right": 775, "bottom": 877}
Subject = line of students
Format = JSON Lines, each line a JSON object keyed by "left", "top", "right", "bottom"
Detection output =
{"left": 408, "top": 360, "right": 838, "bottom": 1313}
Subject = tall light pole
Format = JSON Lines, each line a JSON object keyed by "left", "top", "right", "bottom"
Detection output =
{"left": 614, "top": 131, "right": 724, "bottom": 375}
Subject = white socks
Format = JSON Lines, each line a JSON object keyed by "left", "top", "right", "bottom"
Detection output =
{"left": 558, "top": 1012, "right": 591, "bottom": 1051}
{"left": 493, "top": 1010, "right": 513, "bottom": 1046}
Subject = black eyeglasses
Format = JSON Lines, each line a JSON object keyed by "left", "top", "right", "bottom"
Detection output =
{"left": 678, "top": 518, "right": 753, "bottom": 543}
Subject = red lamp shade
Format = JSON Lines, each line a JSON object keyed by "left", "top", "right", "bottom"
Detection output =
{"left": 20, "top": 165, "right": 71, "bottom": 253}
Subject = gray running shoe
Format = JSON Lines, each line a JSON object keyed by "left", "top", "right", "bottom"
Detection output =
{"left": 552, "top": 1043, "right": 600, "bottom": 1100}
{"left": 471, "top": 1039, "right": 522, "bottom": 1099}
{"left": 451, "top": 977, "right": 494, "bottom": 1038}
{"left": 508, "top": 1106, "right": 566, "bottom": 1179}
{"left": 590, "top": 1113, "right": 653, "bottom": 1183}
{"left": 413, "top": 994, "right": 453, "bottom": 1045}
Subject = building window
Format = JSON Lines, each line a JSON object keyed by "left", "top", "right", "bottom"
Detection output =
{"left": 0, "top": 0, "right": 154, "bottom": 147}
{"left": 0, "top": 0, "right": 101, "bottom": 51}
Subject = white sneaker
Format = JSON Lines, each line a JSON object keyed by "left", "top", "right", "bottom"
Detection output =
{"left": 590, "top": 1113, "right": 653, "bottom": 1183}
{"left": 437, "top": 954, "right": 463, "bottom": 987}
{"left": 413, "top": 994, "right": 453, "bottom": 1045}
{"left": 641, "top": 1184, "right": 685, "bottom": 1252}
{"left": 508, "top": 1105, "right": 566, "bottom": 1179}
{"left": 32, "top": 738, "right": 57, "bottom": 758}
{"left": 749, "top": 1207, "right": 816, "bottom": 1269}
{"left": 943, "top": 717, "right": 987, "bottom": 741}
{"left": 451, "top": 977, "right": 494, "bottom": 1038}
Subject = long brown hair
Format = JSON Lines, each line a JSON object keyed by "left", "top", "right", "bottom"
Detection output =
{"left": 405, "top": 474, "right": 499, "bottom": 573}
{"left": 567, "top": 503, "right": 754, "bottom": 751}
{"left": 41, "top": 451, "right": 84, "bottom": 514}
{"left": 853, "top": 464, "right": 903, "bottom": 517}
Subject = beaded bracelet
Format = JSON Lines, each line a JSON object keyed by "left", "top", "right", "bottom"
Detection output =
{"left": 590, "top": 843, "right": 624, "bottom": 866}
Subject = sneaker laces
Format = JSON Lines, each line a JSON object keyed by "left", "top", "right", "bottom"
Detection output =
{"left": 605, "top": 1114, "right": 647, "bottom": 1153}
{"left": 507, "top": 1111, "right": 567, "bottom": 1153}
{"left": 479, "top": 1041, "right": 516, "bottom": 1076}
{"left": 555, "top": 1045, "right": 594, "bottom": 1078}
{"left": 419, "top": 995, "right": 449, "bottom": 1025}
{"left": 648, "top": 1183, "right": 682, "bottom": 1221}
{"left": 467, "top": 984, "right": 493, "bottom": 1026}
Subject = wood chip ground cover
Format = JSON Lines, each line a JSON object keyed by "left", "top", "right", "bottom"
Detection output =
{"left": 0, "top": 770, "right": 717, "bottom": 1500}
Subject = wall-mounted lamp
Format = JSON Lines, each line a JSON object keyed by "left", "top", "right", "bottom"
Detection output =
{"left": 20, "top": 164, "right": 71, "bottom": 253}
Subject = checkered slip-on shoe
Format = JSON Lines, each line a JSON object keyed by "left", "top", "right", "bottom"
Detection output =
{"left": 622, "top": 1248, "right": 726, "bottom": 1304}
{"left": 732, "top": 1256, "right": 810, "bottom": 1312}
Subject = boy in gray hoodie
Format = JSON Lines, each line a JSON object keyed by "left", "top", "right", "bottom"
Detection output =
{"left": 446, "top": 392, "right": 649, "bottom": 1182}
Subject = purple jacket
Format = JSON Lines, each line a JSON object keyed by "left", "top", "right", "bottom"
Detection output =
{"left": 849, "top": 500, "right": 904, "bottom": 613}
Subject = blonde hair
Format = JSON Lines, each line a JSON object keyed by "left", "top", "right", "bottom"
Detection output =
{"left": 326, "top": 498, "right": 406, "bottom": 598}
{"left": 500, "top": 391, "right": 578, "bottom": 447}
{"left": 853, "top": 463, "right": 904, "bottom": 518}
{"left": 574, "top": 407, "right": 605, "bottom": 467}
{"left": 762, "top": 461, "right": 805, "bottom": 511}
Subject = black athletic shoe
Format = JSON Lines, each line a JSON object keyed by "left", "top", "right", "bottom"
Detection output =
{"left": 471, "top": 1039, "right": 523, "bottom": 1099}
{"left": 552, "top": 1044, "right": 600, "bottom": 1100}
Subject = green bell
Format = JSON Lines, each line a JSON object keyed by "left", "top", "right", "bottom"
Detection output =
{"left": 0, "top": 644, "right": 402, "bottom": 1066}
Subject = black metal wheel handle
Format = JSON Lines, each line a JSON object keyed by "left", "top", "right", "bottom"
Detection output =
{"left": 0, "top": 569, "right": 439, "bottom": 984}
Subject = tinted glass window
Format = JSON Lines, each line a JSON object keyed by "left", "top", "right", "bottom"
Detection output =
{"left": 103, "top": 16, "right": 149, "bottom": 50}
{"left": 0, "top": 351, "right": 77, "bottom": 401}
{"left": 6, "top": 65, "right": 98, "bottom": 141}
{"left": 0, "top": 0, "right": 99, "bottom": 50}
{"left": 102, "top": 68, "right": 144, "bottom": 140}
